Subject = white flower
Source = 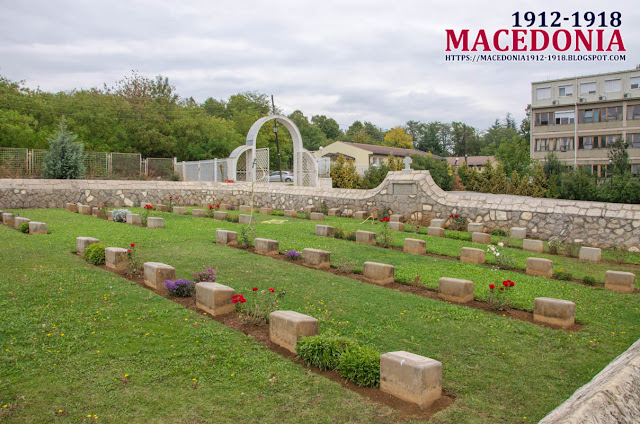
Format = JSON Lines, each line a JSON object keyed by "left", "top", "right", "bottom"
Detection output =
{"left": 498, "top": 242, "right": 504, "bottom": 247}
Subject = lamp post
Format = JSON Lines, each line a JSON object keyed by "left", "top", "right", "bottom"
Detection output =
{"left": 271, "top": 95, "right": 283, "bottom": 182}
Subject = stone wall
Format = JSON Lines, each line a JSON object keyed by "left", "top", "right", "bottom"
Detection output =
{"left": 1, "top": 171, "right": 639, "bottom": 248}
{"left": 538, "top": 338, "right": 640, "bottom": 423}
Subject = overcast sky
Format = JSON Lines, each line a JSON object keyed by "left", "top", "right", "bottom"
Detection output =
{"left": 1, "top": 0, "right": 638, "bottom": 131}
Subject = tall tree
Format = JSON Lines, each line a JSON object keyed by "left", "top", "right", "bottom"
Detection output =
{"left": 383, "top": 127, "right": 413, "bottom": 149}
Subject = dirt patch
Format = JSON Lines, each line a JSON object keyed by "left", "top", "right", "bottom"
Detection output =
{"left": 92, "top": 259, "right": 454, "bottom": 421}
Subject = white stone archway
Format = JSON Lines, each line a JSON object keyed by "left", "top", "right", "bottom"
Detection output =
{"left": 228, "top": 115, "right": 319, "bottom": 186}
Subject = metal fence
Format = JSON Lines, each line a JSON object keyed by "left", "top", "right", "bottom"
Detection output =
{"left": 0, "top": 147, "right": 177, "bottom": 179}
{"left": 177, "top": 158, "right": 230, "bottom": 182}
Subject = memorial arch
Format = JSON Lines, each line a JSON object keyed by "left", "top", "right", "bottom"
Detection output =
{"left": 227, "top": 115, "right": 319, "bottom": 187}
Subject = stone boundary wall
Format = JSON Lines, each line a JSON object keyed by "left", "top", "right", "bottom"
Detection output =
{"left": 1, "top": 171, "right": 639, "bottom": 248}
{"left": 538, "top": 338, "right": 640, "bottom": 423}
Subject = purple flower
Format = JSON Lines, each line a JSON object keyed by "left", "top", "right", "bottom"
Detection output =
{"left": 193, "top": 267, "right": 217, "bottom": 283}
{"left": 164, "top": 279, "right": 196, "bottom": 297}
{"left": 284, "top": 249, "right": 301, "bottom": 260}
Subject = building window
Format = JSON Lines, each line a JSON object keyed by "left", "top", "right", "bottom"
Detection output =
{"left": 604, "top": 135, "right": 621, "bottom": 147}
{"left": 578, "top": 108, "right": 599, "bottom": 123}
{"left": 558, "top": 84, "right": 573, "bottom": 97}
{"left": 558, "top": 137, "right": 574, "bottom": 151}
{"left": 535, "top": 112, "right": 554, "bottom": 126}
{"left": 628, "top": 133, "right": 640, "bottom": 148}
{"left": 632, "top": 164, "right": 640, "bottom": 175}
{"left": 631, "top": 76, "right": 640, "bottom": 90}
{"left": 554, "top": 110, "right": 575, "bottom": 125}
{"left": 628, "top": 105, "right": 640, "bottom": 120}
{"left": 536, "top": 87, "right": 551, "bottom": 100}
{"left": 578, "top": 165, "right": 593, "bottom": 174}
{"left": 604, "top": 79, "right": 622, "bottom": 93}
{"left": 600, "top": 106, "right": 623, "bottom": 122}
{"left": 535, "top": 139, "right": 549, "bottom": 151}
{"left": 580, "top": 82, "right": 597, "bottom": 95}
{"left": 579, "top": 136, "right": 595, "bottom": 150}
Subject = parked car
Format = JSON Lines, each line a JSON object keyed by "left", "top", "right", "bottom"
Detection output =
{"left": 268, "top": 171, "right": 294, "bottom": 182}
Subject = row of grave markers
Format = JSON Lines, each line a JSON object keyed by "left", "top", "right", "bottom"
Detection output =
{"left": 316, "top": 224, "right": 636, "bottom": 295}
{"left": 66, "top": 203, "right": 165, "bottom": 229}
{"left": 76, "top": 235, "right": 442, "bottom": 410}
{"left": 215, "top": 228, "right": 583, "bottom": 329}
{"left": 1, "top": 211, "right": 47, "bottom": 234}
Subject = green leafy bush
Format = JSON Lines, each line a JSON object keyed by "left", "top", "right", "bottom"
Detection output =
{"left": 336, "top": 345, "right": 380, "bottom": 387}
{"left": 84, "top": 243, "right": 106, "bottom": 265}
{"left": 377, "top": 223, "right": 394, "bottom": 248}
{"left": 564, "top": 243, "right": 580, "bottom": 258}
{"left": 553, "top": 268, "right": 573, "bottom": 281}
{"left": 270, "top": 210, "right": 284, "bottom": 216}
{"left": 238, "top": 225, "right": 255, "bottom": 248}
{"left": 296, "top": 335, "right": 357, "bottom": 371}
{"left": 491, "top": 228, "right": 507, "bottom": 237}
{"left": 583, "top": 275, "right": 597, "bottom": 285}
{"left": 225, "top": 215, "right": 239, "bottom": 223}
{"left": 334, "top": 227, "right": 356, "bottom": 241}
{"left": 19, "top": 222, "right": 30, "bottom": 233}
{"left": 547, "top": 236, "right": 561, "bottom": 254}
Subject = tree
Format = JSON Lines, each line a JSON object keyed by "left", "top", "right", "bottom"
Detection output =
{"left": 311, "top": 115, "right": 342, "bottom": 140}
{"left": 383, "top": 127, "right": 412, "bottom": 149}
{"left": 410, "top": 154, "right": 453, "bottom": 190}
{"left": 43, "top": 119, "right": 85, "bottom": 179}
{"left": 451, "top": 122, "right": 481, "bottom": 156}
{"left": 496, "top": 135, "right": 531, "bottom": 177}
{"left": 414, "top": 122, "right": 446, "bottom": 156}
{"left": 289, "top": 110, "right": 327, "bottom": 151}
{"left": 330, "top": 154, "right": 361, "bottom": 189}
{"left": 361, "top": 163, "right": 389, "bottom": 189}
{"left": 608, "top": 137, "right": 630, "bottom": 176}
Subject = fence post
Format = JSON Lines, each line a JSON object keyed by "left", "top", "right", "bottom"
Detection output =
{"left": 213, "top": 158, "right": 218, "bottom": 182}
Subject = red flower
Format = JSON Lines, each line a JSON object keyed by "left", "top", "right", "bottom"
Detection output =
{"left": 510, "top": 281, "right": 515, "bottom": 287}
{"left": 127, "top": 249, "right": 132, "bottom": 253}
{"left": 130, "top": 243, "right": 135, "bottom": 248}
{"left": 449, "top": 214, "right": 454, "bottom": 217}
{"left": 455, "top": 215, "right": 460, "bottom": 218}
{"left": 252, "top": 287, "right": 258, "bottom": 292}
{"left": 503, "top": 281, "right": 509, "bottom": 287}
{"left": 416, "top": 226, "right": 420, "bottom": 229}
{"left": 489, "top": 284, "right": 495, "bottom": 290}
{"left": 216, "top": 204, "right": 220, "bottom": 208}
{"left": 175, "top": 197, "right": 179, "bottom": 200}
{"left": 269, "top": 288, "right": 275, "bottom": 293}
{"left": 169, "top": 196, "right": 172, "bottom": 201}
{"left": 500, "top": 287, "right": 505, "bottom": 291}
{"left": 209, "top": 205, "right": 213, "bottom": 209}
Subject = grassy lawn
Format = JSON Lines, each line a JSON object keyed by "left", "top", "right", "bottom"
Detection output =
{"left": 1, "top": 208, "right": 639, "bottom": 423}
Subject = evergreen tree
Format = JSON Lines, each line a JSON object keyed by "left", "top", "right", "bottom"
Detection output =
{"left": 330, "top": 154, "right": 361, "bottom": 189}
{"left": 43, "top": 119, "right": 85, "bottom": 179}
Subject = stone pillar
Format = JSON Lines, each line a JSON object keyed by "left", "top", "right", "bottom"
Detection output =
{"left": 302, "top": 248, "right": 330, "bottom": 269}
{"left": 76, "top": 237, "right": 100, "bottom": 255}
{"left": 533, "top": 297, "right": 576, "bottom": 327}
{"left": 438, "top": 277, "right": 474, "bottom": 303}
{"left": 460, "top": 247, "right": 485, "bottom": 264}
{"left": 105, "top": 247, "right": 128, "bottom": 273}
{"left": 196, "top": 282, "right": 236, "bottom": 316}
{"left": 403, "top": 238, "right": 426, "bottom": 254}
{"left": 363, "top": 261, "right": 394, "bottom": 285}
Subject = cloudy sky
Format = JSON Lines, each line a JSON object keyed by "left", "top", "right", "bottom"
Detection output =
{"left": 1, "top": 0, "right": 638, "bottom": 131}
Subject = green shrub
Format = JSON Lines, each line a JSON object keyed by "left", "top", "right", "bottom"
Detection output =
{"left": 296, "top": 335, "right": 357, "bottom": 371}
{"left": 334, "top": 227, "right": 356, "bottom": 241}
{"left": 270, "top": 210, "right": 284, "bottom": 216}
{"left": 336, "top": 345, "right": 380, "bottom": 387}
{"left": 547, "top": 236, "right": 561, "bottom": 254}
{"left": 377, "top": 223, "right": 394, "bottom": 248}
{"left": 583, "top": 275, "right": 597, "bottom": 285}
{"left": 491, "top": 228, "right": 507, "bottom": 237}
{"left": 19, "top": 222, "right": 30, "bottom": 233}
{"left": 553, "top": 269, "right": 573, "bottom": 281}
{"left": 238, "top": 225, "right": 254, "bottom": 248}
{"left": 611, "top": 244, "right": 628, "bottom": 264}
{"left": 225, "top": 215, "right": 239, "bottom": 223}
{"left": 84, "top": 243, "right": 106, "bottom": 265}
{"left": 564, "top": 243, "right": 580, "bottom": 258}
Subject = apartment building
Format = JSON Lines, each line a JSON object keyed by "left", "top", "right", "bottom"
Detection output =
{"left": 531, "top": 68, "right": 640, "bottom": 176}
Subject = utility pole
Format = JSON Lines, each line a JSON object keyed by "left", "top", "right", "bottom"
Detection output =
{"left": 271, "top": 95, "right": 283, "bottom": 182}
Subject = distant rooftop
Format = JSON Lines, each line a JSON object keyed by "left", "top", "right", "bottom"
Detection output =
{"left": 340, "top": 141, "right": 445, "bottom": 160}
{"left": 531, "top": 67, "right": 640, "bottom": 85}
